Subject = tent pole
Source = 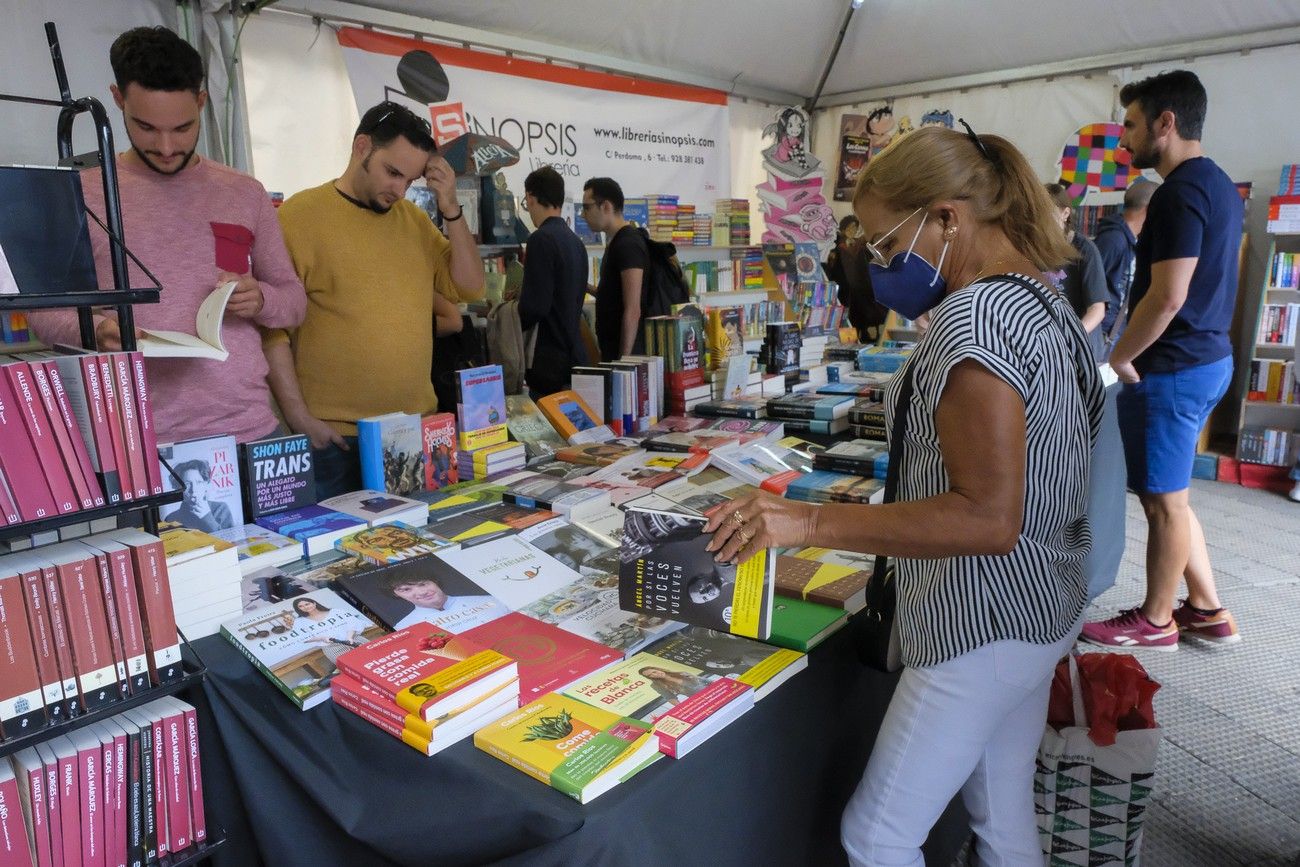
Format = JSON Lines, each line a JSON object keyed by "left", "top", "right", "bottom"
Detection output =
{"left": 805, "top": 2, "right": 859, "bottom": 112}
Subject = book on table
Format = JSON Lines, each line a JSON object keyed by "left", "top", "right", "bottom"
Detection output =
{"left": 768, "top": 596, "right": 848, "bottom": 652}
{"left": 645, "top": 625, "right": 806, "bottom": 701}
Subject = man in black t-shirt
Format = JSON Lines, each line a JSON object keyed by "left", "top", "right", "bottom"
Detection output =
{"left": 519, "top": 166, "right": 589, "bottom": 396}
{"left": 582, "top": 177, "right": 649, "bottom": 361}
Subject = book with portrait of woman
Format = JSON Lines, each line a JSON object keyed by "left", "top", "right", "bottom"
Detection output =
{"left": 158, "top": 434, "right": 243, "bottom": 533}
{"left": 618, "top": 505, "right": 774, "bottom": 640}
{"left": 219, "top": 588, "right": 384, "bottom": 710}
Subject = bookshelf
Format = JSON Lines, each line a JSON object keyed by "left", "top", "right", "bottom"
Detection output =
{"left": 1237, "top": 232, "right": 1300, "bottom": 466}
{"left": 0, "top": 22, "right": 225, "bottom": 863}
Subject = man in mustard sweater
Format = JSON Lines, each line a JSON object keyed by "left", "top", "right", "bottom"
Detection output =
{"left": 268, "top": 101, "right": 484, "bottom": 499}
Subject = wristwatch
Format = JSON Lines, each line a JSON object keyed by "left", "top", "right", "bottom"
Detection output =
{"left": 441, "top": 205, "right": 464, "bottom": 222}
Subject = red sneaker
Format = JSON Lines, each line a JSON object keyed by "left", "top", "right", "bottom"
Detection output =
{"left": 1172, "top": 600, "right": 1241, "bottom": 645}
{"left": 1080, "top": 608, "right": 1179, "bottom": 651}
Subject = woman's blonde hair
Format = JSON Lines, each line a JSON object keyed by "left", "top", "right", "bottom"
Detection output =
{"left": 853, "top": 127, "right": 1075, "bottom": 271}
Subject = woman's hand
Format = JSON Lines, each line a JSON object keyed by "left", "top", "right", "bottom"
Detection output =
{"left": 703, "top": 490, "right": 819, "bottom": 564}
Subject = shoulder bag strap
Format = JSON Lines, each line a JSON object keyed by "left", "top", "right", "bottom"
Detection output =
{"left": 865, "top": 359, "right": 915, "bottom": 608}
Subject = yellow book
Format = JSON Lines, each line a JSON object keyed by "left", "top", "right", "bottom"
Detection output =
{"left": 473, "top": 694, "right": 661, "bottom": 803}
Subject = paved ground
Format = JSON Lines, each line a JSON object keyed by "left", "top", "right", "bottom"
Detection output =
{"left": 1085, "top": 479, "right": 1300, "bottom": 866}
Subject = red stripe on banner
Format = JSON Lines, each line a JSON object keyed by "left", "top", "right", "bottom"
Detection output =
{"left": 337, "top": 27, "right": 729, "bottom": 106}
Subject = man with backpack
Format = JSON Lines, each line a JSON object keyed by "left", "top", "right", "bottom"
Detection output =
{"left": 1092, "top": 179, "right": 1156, "bottom": 360}
{"left": 583, "top": 177, "right": 688, "bottom": 361}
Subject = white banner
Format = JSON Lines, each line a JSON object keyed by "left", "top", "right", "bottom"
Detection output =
{"left": 337, "top": 28, "right": 731, "bottom": 208}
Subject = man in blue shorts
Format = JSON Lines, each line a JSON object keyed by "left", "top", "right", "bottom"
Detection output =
{"left": 1083, "top": 70, "right": 1242, "bottom": 651}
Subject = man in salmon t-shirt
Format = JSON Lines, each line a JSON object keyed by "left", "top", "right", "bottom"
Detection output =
{"left": 30, "top": 26, "right": 306, "bottom": 445}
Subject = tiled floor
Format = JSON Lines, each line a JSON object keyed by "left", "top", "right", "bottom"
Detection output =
{"left": 1084, "top": 480, "right": 1300, "bottom": 866}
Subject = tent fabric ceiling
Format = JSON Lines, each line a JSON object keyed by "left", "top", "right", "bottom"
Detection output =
{"left": 350, "top": 0, "right": 1300, "bottom": 100}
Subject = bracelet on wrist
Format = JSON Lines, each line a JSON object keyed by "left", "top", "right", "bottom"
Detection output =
{"left": 441, "top": 205, "right": 464, "bottom": 222}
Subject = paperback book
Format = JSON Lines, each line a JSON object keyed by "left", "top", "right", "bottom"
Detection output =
{"left": 158, "top": 435, "right": 243, "bottom": 532}
{"left": 254, "top": 505, "right": 368, "bottom": 557}
{"left": 645, "top": 625, "right": 806, "bottom": 700}
{"left": 318, "top": 490, "right": 428, "bottom": 528}
{"left": 520, "top": 573, "right": 682, "bottom": 655}
{"left": 239, "top": 434, "right": 315, "bottom": 519}
{"left": 774, "top": 554, "right": 871, "bottom": 614}
{"left": 335, "top": 523, "right": 449, "bottom": 564}
{"left": 421, "top": 412, "right": 459, "bottom": 490}
{"left": 333, "top": 553, "right": 510, "bottom": 633}
{"left": 462, "top": 612, "right": 622, "bottom": 705}
{"left": 456, "top": 365, "right": 509, "bottom": 451}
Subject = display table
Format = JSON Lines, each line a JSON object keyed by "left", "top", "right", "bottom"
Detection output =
{"left": 192, "top": 628, "right": 969, "bottom": 867}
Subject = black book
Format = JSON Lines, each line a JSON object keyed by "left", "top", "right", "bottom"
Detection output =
{"left": 691, "top": 398, "right": 769, "bottom": 419}
{"left": 240, "top": 434, "right": 316, "bottom": 519}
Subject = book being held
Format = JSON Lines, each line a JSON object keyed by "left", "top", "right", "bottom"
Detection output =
{"left": 136, "top": 280, "right": 237, "bottom": 360}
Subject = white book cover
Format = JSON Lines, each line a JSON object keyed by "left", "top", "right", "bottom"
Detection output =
{"left": 318, "top": 490, "right": 427, "bottom": 527}
{"left": 435, "top": 534, "right": 582, "bottom": 611}
{"left": 138, "top": 280, "right": 236, "bottom": 360}
{"left": 518, "top": 517, "right": 621, "bottom": 578}
{"left": 159, "top": 435, "right": 244, "bottom": 531}
{"left": 211, "top": 524, "right": 302, "bottom": 573}
{"left": 519, "top": 573, "right": 683, "bottom": 655}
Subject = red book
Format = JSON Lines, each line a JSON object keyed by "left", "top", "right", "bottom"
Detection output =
{"left": 0, "top": 761, "right": 33, "bottom": 867}
{"left": 461, "top": 613, "right": 622, "bottom": 706}
{"left": 86, "top": 724, "right": 118, "bottom": 867}
{"left": 68, "top": 728, "right": 104, "bottom": 867}
{"left": 8, "top": 553, "right": 70, "bottom": 723}
{"left": 0, "top": 567, "right": 45, "bottom": 739}
{"left": 97, "top": 720, "right": 129, "bottom": 867}
{"left": 51, "top": 738, "right": 80, "bottom": 867}
{"left": 0, "top": 373, "right": 59, "bottom": 522}
{"left": 42, "top": 360, "right": 106, "bottom": 507}
{"left": 49, "top": 350, "right": 123, "bottom": 506}
{"left": 42, "top": 544, "right": 121, "bottom": 711}
{"left": 760, "top": 469, "right": 802, "bottom": 495}
{"left": 157, "top": 701, "right": 191, "bottom": 854}
{"left": 9, "top": 748, "right": 49, "bottom": 867}
{"left": 147, "top": 709, "right": 167, "bottom": 859}
{"left": 11, "top": 553, "right": 84, "bottom": 718}
{"left": 111, "top": 356, "right": 149, "bottom": 502}
{"left": 34, "top": 743, "right": 65, "bottom": 867}
{"left": 420, "top": 412, "right": 458, "bottom": 491}
{"left": 97, "top": 356, "right": 134, "bottom": 503}
{"left": 665, "top": 368, "right": 707, "bottom": 391}
{"left": 1, "top": 362, "right": 77, "bottom": 515}
{"left": 335, "top": 622, "right": 517, "bottom": 723}
{"left": 0, "top": 466, "right": 19, "bottom": 525}
{"left": 77, "top": 546, "right": 131, "bottom": 701}
{"left": 127, "top": 353, "right": 164, "bottom": 496}
{"left": 176, "top": 700, "right": 205, "bottom": 844}
{"left": 24, "top": 360, "right": 96, "bottom": 510}
{"left": 83, "top": 536, "right": 151, "bottom": 695}
{"left": 103, "top": 531, "right": 182, "bottom": 686}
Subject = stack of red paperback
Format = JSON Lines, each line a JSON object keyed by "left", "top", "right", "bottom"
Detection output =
{"left": 0, "top": 530, "right": 184, "bottom": 739}
{"left": 0, "top": 696, "right": 208, "bottom": 867}
{"left": 0, "top": 349, "right": 164, "bottom": 526}
{"left": 331, "top": 622, "right": 519, "bottom": 756}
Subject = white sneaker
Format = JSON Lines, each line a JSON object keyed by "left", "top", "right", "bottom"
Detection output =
{"left": 1290, "top": 482, "right": 1300, "bottom": 503}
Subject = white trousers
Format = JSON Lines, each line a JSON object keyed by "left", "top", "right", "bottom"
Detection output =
{"left": 841, "top": 625, "right": 1081, "bottom": 867}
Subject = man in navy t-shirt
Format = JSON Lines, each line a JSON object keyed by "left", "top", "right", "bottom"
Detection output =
{"left": 1083, "top": 70, "right": 1243, "bottom": 651}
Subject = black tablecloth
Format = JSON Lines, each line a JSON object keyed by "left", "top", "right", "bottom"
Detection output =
{"left": 192, "top": 628, "right": 968, "bottom": 867}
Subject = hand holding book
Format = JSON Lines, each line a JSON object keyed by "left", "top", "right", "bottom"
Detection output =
{"left": 220, "top": 271, "right": 265, "bottom": 319}
{"left": 704, "top": 490, "right": 818, "bottom": 565}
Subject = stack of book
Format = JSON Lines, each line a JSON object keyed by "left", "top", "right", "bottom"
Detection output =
{"left": 1246, "top": 359, "right": 1297, "bottom": 403}
{"left": 712, "top": 199, "right": 751, "bottom": 246}
{"left": 857, "top": 345, "right": 913, "bottom": 373}
{"left": 320, "top": 490, "right": 428, "bottom": 528}
{"left": 1238, "top": 426, "right": 1298, "bottom": 466}
{"left": 255, "top": 504, "right": 368, "bottom": 557}
{"left": 1258, "top": 303, "right": 1300, "bottom": 345}
{"left": 645, "top": 194, "right": 679, "bottom": 242}
{"left": 672, "top": 203, "right": 696, "bottom": 247}
{"left": 0, "top": 349, "right": 164, "bottom": 523}
{"left": 160, "top": 525, "right": 242, "bottom": 639}
{"left": 4, "top": 696, "right": 209, "bottom": 866}
{"left": 764, "top": 393, "right": 854, "bottom": 436}
{"left": 1267, "top": 195, "right": 1300, "bottom": 233}
{"left": 785, "top": 469, "right": 882, "bottom": 504}
{"left": 1, "top": 529, "right": 185, "bottom": 734}
{"left": 457, "top": 442, "right": 526, "bottom": 480}
{"left": 646, "top": 315, "right": 709, "bottom": 415}
{"left": 692, "top": 212, "right": 712, "bottom": 246}
{"left": 763, "top": 322, "right": 802, "bottom": 383}
{"left": 735, "top": 247, "right": 765, "bottom": 290}
{"left": 813, "top": 440, "right": 889, "bottom": 478}
{"left": 330, "top": 622, "right": 520, "bottom": 756}
{"left": 848, "top": 399, "right": 887, "bottom": 440}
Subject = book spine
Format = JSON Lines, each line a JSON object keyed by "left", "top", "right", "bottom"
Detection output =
{"left": 163, "top": 709, "right": 190, "bottom": 854}
{"left": 332, "top": 691, "right": 432, "bottom": 755}
{"left": 179, "top": 704, "right": 205, "bottom": 844}
{"left": 98, "top": 356, "right": 134, "bottom": 502}
{"left": 0, "top": 465, "right": 19, "bottom": 525}
{"left": 331, "top": 676, "right": 432, "bottom": 738}
{"left": 56, "top": 747, "right": 78, "bottom": 867}
{"left": 111, "top": 727, "right": 128, "bottom": 867}
{"left": 0, "top": 773, "right": 32, "bottom": 867}
{"left": 150, "top": 716, "right": 167, "bottom": 858}
{"left": 28, "top": 362, "right": 96, "bottom": 510}
{"left": 44, "top": 361, "right": 107, "bottom": 508}
{"left": 219, "top": 627, "right": 309, "bottom": 709}
{"left": 356, "top": 419, "right": 384, "bottom": 493}
{"left": 112, "top": 356, "right": 149, "bottom": 501}
{"left": 77, "top": 738, "right": 101, "bottom": 867}
{"left": 122, "top": 538, "right": 182, "bottom": 686}
{"left": 55, "top": 556, "right": 119, "bottom": 711}
{"left": 126, "top": 354, "right": 163, "bottom": 497}
{"left": 98, "top": 728, "right": 118, "bottom": 867}
{"left": 813, "top": 457, "right": 875, "bottom": 476}
{"left": 16, "top": 565, "right": 69, "bottom": 722}
{"left": 78, "top": 356, "right": 123, "bottom": 505}
{"left": 125, "top": 722, "right": 143, "bottom": 867}
{"left": 0, "top": 572, "right": 46, "bottom": 739}
{"left": 37, "top": 564, "right": 82, "bottom": 717}
{"left": 102, "top": 549, "right": 150, "bottom": 695}
{"left": 4, "top": 362, "right": 78, "bottom": 514}
{"left": 41, "top": 749, "right": 64, "bottom": 867}
{"left": 0, "top": 372, "right": 61, "bottom": 521}
{"left": 134, "top": 716, "right": 156, "bottom": 864}
{"left": 18, "top": 756, "right": 52, "bottom": 867}
{"left": 85, "top": 550, "right": 130, "bottom": 699}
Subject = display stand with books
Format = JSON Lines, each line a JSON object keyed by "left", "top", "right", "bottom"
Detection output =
{"left": 0, "top": 24, "right": 225, "bottom": 864}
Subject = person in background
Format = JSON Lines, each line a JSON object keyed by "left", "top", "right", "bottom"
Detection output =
{"left": 825, "top": 215, "right": 888, "bottom": 342}
{"left": 1092, "top": 179, "right": 1157, "bottom": 359}
{"left": 29, "top": 26, "right": 306, "bottom": 445}
{"left": 1045, "top": 183, "right": 1109, "bottom": 357}
{"left": 582, "top": 177, "right": 649, "bottom": 361}
{"left": 706, "top": 125, "right": 1102, "bottom": 865}
{"left": 268, "top": 101, "right": 479, "bottom": 500}
{"left": 1084, "top": 69, "right": 1243, "bottom": 649}
{"left": 518, "top": 166, "right": 589, "bottom": 397}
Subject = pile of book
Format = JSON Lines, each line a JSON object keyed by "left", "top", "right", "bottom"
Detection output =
{"left": 0, "top": 349, "right": 162, "bottom": 526}
{"left": 645, "top": 315, "right": 708, "bottom": 415}
{"left": 1, "top": 530, "right": 185, "bottom": 736}
{"left": 644, "top": 194, "right": 680, "bottom": 242}
{"left": 813, "top": 440, "right": 889, "bottom": 479}
{"left": 1238, "top": 426, "right": 1298, "bottom": 466}
{"left": 1246, "top": 359, "right": 1297, "bottom": 404}
{"left": 712, "top": 199, "right": 750, "bottom": 247}
{"left": 765, "top": 393, "right": 855, "bottom": 437}
{"left": 856, "top": 345, "right": 913, "bottom": 373}
{"left": 735, "top": 247, "right": 765, "bottom": 290}
{"left": 1268, "top": 251, "right": 1300, "bottom": 289}
{"left": 1257, "top": 302, "right": 1299, "bottom": 346}
{"left": 762, "top": 321, "right": 803, "bottom": 385}
{"left": 692, "top": 212, "right": 712, "bottom": 246}
{"left": 672, "top": 203, "right": 696, "bottom": 247}
{"left": 2, "top": 696, "right": 208, "bottom": 866}
{"left": 848, "top": 400, "right": 887, "bottom": 440}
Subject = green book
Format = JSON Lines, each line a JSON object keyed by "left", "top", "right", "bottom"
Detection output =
{"left": 767, "top": 596, "right": 848, "bottom": 652}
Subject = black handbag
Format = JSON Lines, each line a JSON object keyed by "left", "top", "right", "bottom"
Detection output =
{"left": 855, "top": 360, "right": 915, "bottom": 673}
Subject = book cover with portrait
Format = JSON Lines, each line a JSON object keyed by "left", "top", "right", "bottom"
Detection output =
{"left": 158, "top": 434, "right": 243, "bottom": 532}
{"left": 618, "top": 505, "right": 774, "bottom": 639}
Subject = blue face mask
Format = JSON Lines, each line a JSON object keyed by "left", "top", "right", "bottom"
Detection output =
{"left": 866, "top": 208, "right": 950, "bottom": 320}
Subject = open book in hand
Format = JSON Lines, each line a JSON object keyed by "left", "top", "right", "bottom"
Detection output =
{"left": 137, "top": 280, "right": 237, "bottom": 360}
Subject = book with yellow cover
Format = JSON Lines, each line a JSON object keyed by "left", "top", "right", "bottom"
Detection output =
{"left": 536, "top": 390, "right": 603, "bottom": 441}
{"left": 334, "top": 523, "right": 450, "bottom": 565}
{"left": 456, "top": 365, "right": 508, "bottom": 451}
{"left": 473, "top": 694, "right": 661, "bottom": 803}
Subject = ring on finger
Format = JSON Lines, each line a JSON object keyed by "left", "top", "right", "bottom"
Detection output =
{"left": 731, "top": 510, "right": 747, "bottom": 526}
{"left": 740, "top": 528, "right": 753, "bottom": 543}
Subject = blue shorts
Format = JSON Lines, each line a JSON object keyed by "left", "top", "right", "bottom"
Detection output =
{"left": 1116, "top": 356, "right": 1232, "bottom": 495}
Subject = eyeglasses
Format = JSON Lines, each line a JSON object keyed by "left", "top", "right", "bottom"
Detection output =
{"left": 863, "top": 207, "right": 923, "bottom": 267}
{"left": 958, "top": 117, "right": 993, "bottom": 163}
{"left": 362, "top": 101, "right": 433, "bottom": 136}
